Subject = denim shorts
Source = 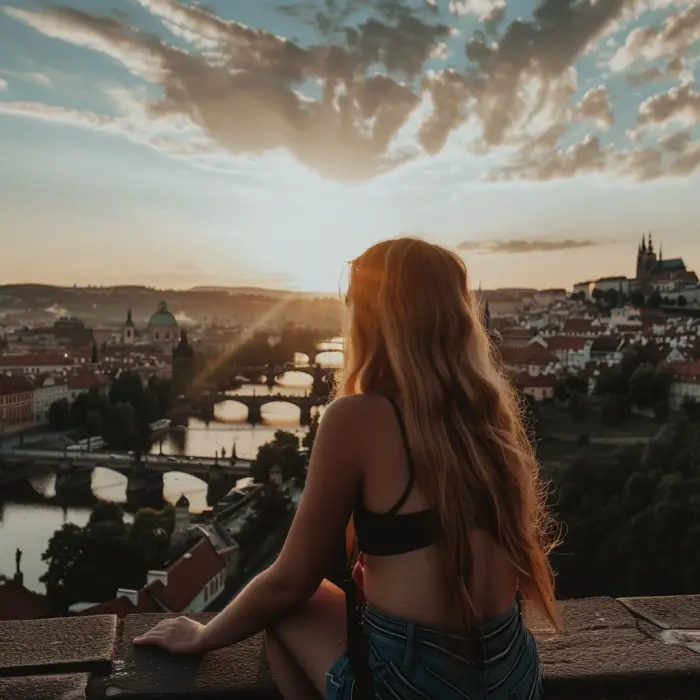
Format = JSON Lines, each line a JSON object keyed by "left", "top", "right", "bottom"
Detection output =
{"left": 326, "top": 599, "right": 541, "bottom": 700}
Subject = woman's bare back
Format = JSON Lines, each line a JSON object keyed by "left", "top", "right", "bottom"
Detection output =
{"left": 355, "top": 394, "right": 518, "bottom": 629}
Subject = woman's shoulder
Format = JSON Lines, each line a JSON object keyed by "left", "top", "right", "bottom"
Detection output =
{"left": 323, "top": 393, "right": 393, "bottom": 431}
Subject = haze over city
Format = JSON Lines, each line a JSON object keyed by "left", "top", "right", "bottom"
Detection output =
{"left": 1, "top": 0, "right": 698, "bottom": 292}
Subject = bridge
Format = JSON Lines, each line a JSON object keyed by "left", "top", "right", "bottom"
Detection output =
{"left": 0, "top": 447, "right": 253, "bottom": 479}
{"left": 208, "top": 393, "right": 327, "bottom": 425}
{"left": 230, "top": 363, "right": 334, "bottom": 383}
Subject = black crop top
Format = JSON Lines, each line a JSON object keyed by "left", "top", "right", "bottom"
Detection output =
{"left": 353, "top": 394, "right": 439, "bottom": 556}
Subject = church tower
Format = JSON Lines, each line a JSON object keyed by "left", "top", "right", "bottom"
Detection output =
{"left": 636, "top": 233, "right": 658, "bottom": 280}
{"left": 123, "top": 308, "right": 135, "bottom": 346}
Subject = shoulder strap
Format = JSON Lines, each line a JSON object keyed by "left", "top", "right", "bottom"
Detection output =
{"left": 380, "top": 393, "right": 416, "bottom": 516}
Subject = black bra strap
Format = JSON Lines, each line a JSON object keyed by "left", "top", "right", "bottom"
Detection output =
{"left": 380, "top": 393, "right": 416, "bottom": 516}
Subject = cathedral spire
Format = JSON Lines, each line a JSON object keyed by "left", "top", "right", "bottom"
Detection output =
{"left": 648, "top": 231, "right": 654, "bottom": 254}
{"left": 641, "top": 234, "right": 647, "bottom": 253}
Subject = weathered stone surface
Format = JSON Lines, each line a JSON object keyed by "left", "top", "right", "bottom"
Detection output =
{"left": 0, "top": 616, "right": 117, "bottom": 678}
{"left": 525, "top": 596, "right": 635, "bottom": 633}
{"left": 109, "top": 614, "right": 279, "bottom": 699}
{"left": 538, "top": 602, "right": 700, "bottom": 700}
{"left": 618, "top": 595, "right": 700, "bottom": 630}
{"left": 0, "top": 673, "right": 88, "bottom": 700}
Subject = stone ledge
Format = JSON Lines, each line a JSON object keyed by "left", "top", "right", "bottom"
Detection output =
{"left": 109, "top": 614, "right": 276, "bottom": 699}
{"left": 0, "top": 673, "right": 89, "bottom": 700}
{"left": 0, "top": 595, "right": 698, "bottom": 700}
{"left": 0, "top": 615, "right": 117, "bottom": 679}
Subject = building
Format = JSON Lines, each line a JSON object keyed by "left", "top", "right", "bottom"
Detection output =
{"left": 32, "top": 374, "right": 68, "bottom": 424}
{"left": 81, "top": 536, "right": 229, "bottom": 617}
{"left": 52, "top": 317, "right": 94, "bottom": 347}
{"left": 0, "top": 353, "right": 76, "bottom": 375}
{"left": 513, "top": 373, "right": 557, "bottom": 402}
{"left": 172, "top": 330, "right": 195, "bottom": 398}
{"left": 666, "top": 360, "right": 700, "bottom": 411}
{"left": 123, "top": 309, "right": 135, "bottom": 345}
{"left": 635, "top": 233, "right": 698, "bottom": 294}
{"left": 66, "top": 372, "right": 109, "bottom": 402}
{"left": 148, "top": 301, "right": 179, "bottom": 348}
{"left": 573, "top": 281, "right": 594, "bottom": 299}
{"left": 0, "top": 375, "right": 35, "bottom": 434}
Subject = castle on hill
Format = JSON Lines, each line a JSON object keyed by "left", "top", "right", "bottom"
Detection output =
{"left": 574, "top": 233, "right": 698, "bottom": 300}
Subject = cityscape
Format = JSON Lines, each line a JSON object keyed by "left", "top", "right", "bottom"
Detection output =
{"left": 1, "top": 0, "right": 699, "bottom": 698}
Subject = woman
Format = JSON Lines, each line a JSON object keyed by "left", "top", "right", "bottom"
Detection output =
{"left": 134, "top": 237, "right": 562, "bottom": 699}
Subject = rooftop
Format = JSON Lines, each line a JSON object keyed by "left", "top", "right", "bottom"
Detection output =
{"left": 1, "top": 595, "right": 699, "bottom": 700}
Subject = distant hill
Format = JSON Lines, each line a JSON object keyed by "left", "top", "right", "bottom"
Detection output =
{"left": 189, "top": 286, "right": 328, "bottom": 299}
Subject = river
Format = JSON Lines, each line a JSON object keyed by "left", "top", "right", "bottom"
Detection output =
{"left": 0, "top": 342, "right": 343, "bottom": 593}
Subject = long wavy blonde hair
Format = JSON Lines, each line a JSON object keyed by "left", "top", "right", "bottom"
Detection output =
{"left": 336, "top": 237, "right": 562, "bottom": 632}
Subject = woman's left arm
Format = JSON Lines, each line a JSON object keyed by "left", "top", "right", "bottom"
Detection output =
{"left": 134, "top": 395, "right": 364, "bottom": 653}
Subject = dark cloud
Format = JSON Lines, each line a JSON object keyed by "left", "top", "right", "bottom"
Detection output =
{"left": 458, "top": 238, "right": 601, "bottom": 254}
{"left": 5, "top": 0, "right": 699, "bottom": 184}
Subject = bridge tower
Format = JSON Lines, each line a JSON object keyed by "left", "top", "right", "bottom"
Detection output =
{"left": 171, "top": 493, "right": 191, "bottom": 548}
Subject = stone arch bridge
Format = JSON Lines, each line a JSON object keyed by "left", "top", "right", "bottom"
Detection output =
{"left": 208, "top": 393, "right": 327, "bottom": 425}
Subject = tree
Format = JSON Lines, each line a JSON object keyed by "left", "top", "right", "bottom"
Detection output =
{"left": 41, "top": 502, "right": 173, "bottom": 610}
{"left": 551, "top": 415, "right": 700, "bottom": 599}
{"left": 128, "top": 507, "right": 173, "bottom": 570}
{"left": 40, "top": 523, "right": 85, "bottom": 608}
{"left": 85, "top": 409, "right": 104, "bottom": 437}
{"left": 600, "top": 394, "right": 626, "bottom": 427}
{"left": 677, "top": 295, "right": 688, "bottom": 308}
{"left": 568, "top": 393, "right": 587, "bottom": 422}
{"left": 648, "top": 290, "right": 662, "bottom": 308}
{"left": 630, "top": 290, "right": 645, "bottom": 308}
{"left": 251, "top": 431, "right": 305, "bottom": 484}
{"left": 48, "top": 399, "right": 72, "bottom": 430}
{"left": 603, "top": 289, "right": 620, "bottom": 308}
{"left": 629, "top": 363, "right": 657, "bottom": 408}
{"left": 302, "top": 413, "right": 320, "bottom": 452}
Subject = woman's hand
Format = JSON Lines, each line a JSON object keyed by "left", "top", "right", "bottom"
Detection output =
{"left": 133, "top": 616, "right": 207, "bottom": 654}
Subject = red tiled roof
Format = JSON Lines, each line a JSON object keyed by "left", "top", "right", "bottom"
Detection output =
{"left": 0, "top": 580, "right": 50, "bottom": 621}
{"left": 591, "top": 336, "right": 622, "bottom": 353}
{"left": 67, "top": 373, "right": 108, "bottom": 391}
{"left": 0, "top": 374, "right": 34, "bottom": 396}
{"left": 81, "top": 589, "right": 162, "bottom": 617}
{"left": 513, "top": 372, "right": 557, "bottom": 388}
{"left": 497, "top": 343, "right": 558, "bottom": 367}
{"left": 546, "top": 336, "right": 590, "bottom": 352}
{"left": 517, "top": 343, "right": 559, "bottom": 366}
{"left": 0, "top": 353, "right": 75, "bottom": 368}
{"left": 149, "top": 538, "right": 224, "bottom": 613}
{"left": 665, "top": 360, "right": 700, "bottom": 380}
{"left": 648, "top": 270, "right": 698, "bottom": 283}
{"left": 561, "top": 318, "right": 598, "bottom": 335}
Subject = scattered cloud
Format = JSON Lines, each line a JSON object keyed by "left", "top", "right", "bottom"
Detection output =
{"left": 635, "top": 83, "right": 700, "bottom": 133}
{"left": 610, "top": 4, "right": 700, "bottom": 73}
{"left": 575, "top": 86, "right": 615, "bottom": 129}
{"left": 1, "top": 0, "right": 699, "bottom": 183}
{"left": 457, "top": 238, "right": 602, "bottom": 254}
{"left": 449, "top": 0, "right": 505, "bottom": 23}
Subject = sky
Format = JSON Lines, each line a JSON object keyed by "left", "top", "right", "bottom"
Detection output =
{"left": 0, "top": 0, "right": 699, "bottom": 293}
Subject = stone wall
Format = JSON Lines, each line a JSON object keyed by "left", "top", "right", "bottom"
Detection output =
{"left": 1, "top": 595, "right": 698, "bottom": 699}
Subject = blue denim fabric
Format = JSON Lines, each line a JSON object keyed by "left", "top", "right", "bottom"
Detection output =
{"left": 326, "top": 599, "right": 541, "bottom": 699}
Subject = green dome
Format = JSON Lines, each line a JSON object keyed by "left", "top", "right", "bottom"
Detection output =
{"left": 149, "top": 300, "right": 178, "bottom": 327}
